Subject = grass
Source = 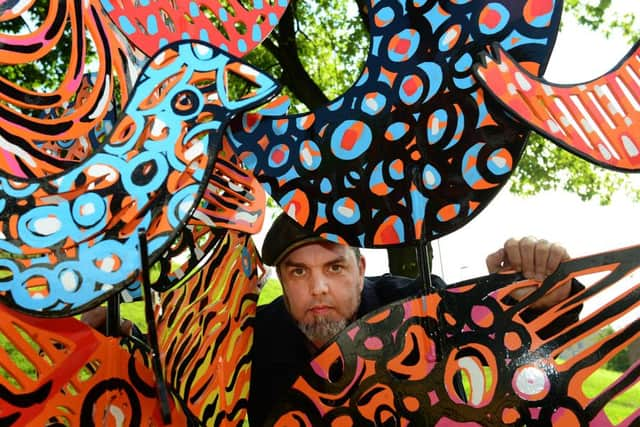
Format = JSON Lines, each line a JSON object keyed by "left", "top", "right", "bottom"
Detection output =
{"left": 120, "top": 301, "right": 148, "bottom": 333}
{"left": 582, "top": 366, "right": 640, "bottom": 424}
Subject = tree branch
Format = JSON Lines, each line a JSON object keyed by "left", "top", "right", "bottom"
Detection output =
{"left": 262, "top": 0, "right": 329, "bottom": 109}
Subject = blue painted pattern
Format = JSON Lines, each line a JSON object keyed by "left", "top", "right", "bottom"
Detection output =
{"left": 227, "top": 0, "right": 563, "bottom": 247}
{"left": 0, "top": 41, "right": 277, "bottom": 314}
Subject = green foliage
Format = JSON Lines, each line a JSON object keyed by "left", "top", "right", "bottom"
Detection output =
{"left": 509, "top": 2, "right": 640, "bottom": 211}
{"left": 0, "top": 331, "right": 37, "bottom": 383}
{"left": 502, "top": 0, "right": 640, "bottom": 206}
{"left": 252, "top": 0, "right": 639, "bottom": 206}
{"left": 565, "top": 0, "right": 613, "bottom": 31}
{"left": 0, "top": 0, "right": 636, "bottom": 205}
{"left": 0, "top": 0, "right": 635, "bottom": 205}
{"left": 244, "top": 0, "right": 368, "bottom": 113}
{"left": 511, "top": 134, "right": 640, "bottom": 205}
{"left": 293, "top": 0, "right": 368, "bottom": 101}
{"left": 247, "top": 0, "right": 640, "bottom": 275}
{"left": 605, "top": 346, "right": 631, "bottom": 372}
{"left": 120, "top": 301, "right": 148, "bottom": 333}
{"left": 581, "top": 363, "right": 639, "bottom": 423}
{"left": 594, "top": 326, "right": 632, "bottom": 372}
{"left": 564, "top": 0, "right": 639, "bottom": 43}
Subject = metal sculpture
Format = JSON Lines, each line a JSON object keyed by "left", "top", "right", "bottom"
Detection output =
{"left": 0, "top": 0, "right": 135, "bottom": 178}
{"left": 156, "top": 230, "right": 263, "bottom": 424}
{"left": 0, "top": 40, "right": 278, "bottom": 315}
{"left": 474, "top": 42, "right": 640, "bottom": 172}
{"left": 149, "top": 136, "right": 268, "bottom": 294}
{"left": 36, "top": 72, "right": 119, "bottom": 163}
{"left": 100, "top": 0, "right": 289, "bottom": 58}
{"left": 0, "top": 0, "right": 636, "bottom": 426}
{"left": 0, "top": 1, "right": 279, "bottom": 425}
{"left": 226, "top": 0, "right": 564, "bottom": 246}
{"left": 0, "top": 302, "right": 188, "bottom": 425}
{"left": 267, "top": 245, "right": 640, "bottom": 426}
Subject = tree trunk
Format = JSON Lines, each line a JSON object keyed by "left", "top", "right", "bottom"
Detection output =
{"left": 262, "top": 0, "right": 329, "bottom": 110}
{"left": 387, "top": 244, "right": 432, "bottom": 278}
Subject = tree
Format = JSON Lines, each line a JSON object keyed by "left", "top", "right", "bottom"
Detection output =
{"left": 598, "top": 325, "right": 632, "bottom": 372}
{"left": 565, "top": 0, "right": 638, "bottom": 41}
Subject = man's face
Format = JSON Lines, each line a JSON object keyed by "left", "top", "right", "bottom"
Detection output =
{"left": 277, "top": 242, "right": 366, "bottom": 348}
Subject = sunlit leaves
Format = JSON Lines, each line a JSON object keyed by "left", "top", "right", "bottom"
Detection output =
{"left": 294, "top": 0, "right": 368, "bottom": 100}
{"left": 564, "top": 0, "right": 639, "bottom": 43}
{"left": 512, "top": 134, "right": 640, "bottom": 205}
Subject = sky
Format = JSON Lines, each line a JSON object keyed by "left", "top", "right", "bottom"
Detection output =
{"left": 255, "top": 4, "right": 640, "bottom": 326}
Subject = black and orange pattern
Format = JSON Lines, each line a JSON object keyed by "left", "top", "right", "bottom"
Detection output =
{"left": 226, "top": 0, "right": 564, "bottom": 246}
{"left": 101, "top": 0, "right": 288, "bottom": 58}
{"left": 0, "top": 0, "right": 133, "bottom": 178}
{"left": 0, "top": 303, "right": 188, "bottom": 425}
{"left": 475, "top": 42, "right": 640, "bottom": 172}
{"left": 155, "top": 230, "right": 262, "bottom": 425}
{"left": 268, "top": 245, "right": 640, "bottom": 426}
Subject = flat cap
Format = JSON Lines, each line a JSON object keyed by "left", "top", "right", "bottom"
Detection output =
{"left": 261, "top": 213, "right": 326, "bottom": 266}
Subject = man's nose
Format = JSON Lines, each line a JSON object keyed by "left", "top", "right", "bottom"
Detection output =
{"left": 310, "top": 274, "right": 329, "bottom": 295}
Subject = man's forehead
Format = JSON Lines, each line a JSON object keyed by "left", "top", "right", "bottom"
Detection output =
{"left": 281, "top": 241, "right": 351, "bottom": 264}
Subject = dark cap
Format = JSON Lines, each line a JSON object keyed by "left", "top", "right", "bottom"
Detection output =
{"left": 261, "top": 213, "right": 327, "bottom": 266}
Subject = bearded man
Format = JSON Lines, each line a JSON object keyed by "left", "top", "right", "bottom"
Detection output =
{"left": 249, "top": 213, "right": 577, "bottom": 425}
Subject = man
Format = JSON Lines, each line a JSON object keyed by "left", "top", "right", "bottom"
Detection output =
{"left": 249, "top": 213, "right": 576, "bottom": 425}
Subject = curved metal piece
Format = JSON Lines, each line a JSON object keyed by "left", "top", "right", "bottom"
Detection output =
{"left": 35, "top": 72, "right": 120, "bottom": 163}
{"left": 0, "top": 0, "right": 36, "bottom": 20}
{"left": 268, "top": 244, "right": 640, "bottom": 426}
{"left": 0, "top": 303, "right": 188, "bottom": 425}
{"left": 99, "top": 0, "right": 289, "bottom": 58}
{"left": 148, "top": 136, "right": 268, "bottom": 293}
{"left": 0, "top": 0, "right": 128, "bottom": 178}
{"left": 197, "top": 136, "right": 268, "bottom": 235}
{"left": 227, "top": 0, "right": 564, "bottom": 247}
{"left": 0, "top": 40, "right": 278, "bottom": 315}
{"left": 156, "top": 230, "right": 262, "bottom": 424}
{"left": 474, "top": 42, "right": 640, "bottom": 172}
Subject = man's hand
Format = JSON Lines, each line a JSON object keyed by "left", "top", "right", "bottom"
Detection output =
{"left": 485, "top": 237, "right": 572, "bottom": 310}
{"left": 80, "top": 306, "right": 134, "bottom": 336}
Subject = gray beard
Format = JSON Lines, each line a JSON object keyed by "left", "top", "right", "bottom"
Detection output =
{"left": 298, "top": 317, "right": 348, "bottom": 347}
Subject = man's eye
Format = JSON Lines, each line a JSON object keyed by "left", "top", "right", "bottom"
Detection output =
{"left": 291, "top": 268, "right": 305, "bottom": 277}
{"left": 329, "top": 264, "right": 344, "bottom": 273}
